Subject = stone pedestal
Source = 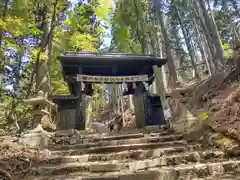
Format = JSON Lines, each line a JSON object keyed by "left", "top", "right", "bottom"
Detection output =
{"left": 19, "top": 124, "right": 52, "bottom": 147}
{"left": 170, "top": 102, "right": 200, "bottom": 133}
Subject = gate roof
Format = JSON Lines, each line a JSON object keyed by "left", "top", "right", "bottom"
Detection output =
{"left": 59, "top": 52, "right": 167, "bottom": 77}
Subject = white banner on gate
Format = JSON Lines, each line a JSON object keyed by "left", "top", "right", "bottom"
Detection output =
{"left": 76, "top": 74, "right": 149, "bottom": 83}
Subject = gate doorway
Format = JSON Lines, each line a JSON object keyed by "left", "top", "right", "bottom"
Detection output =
{"left": 52, "top": 53, "right": 167, "bottom": 131}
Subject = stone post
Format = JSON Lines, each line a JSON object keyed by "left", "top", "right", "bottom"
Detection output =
{"left": 152, "top": 65, "right": 171, "bottom": 128}
{"left": 152, "top": 65, "right": 166, "bottom": 107}
{"left": 133, "top": 83, "right": 145, "bottom": 129}
{"left": 52, "top": 95, "right": 80, "bottom": 130}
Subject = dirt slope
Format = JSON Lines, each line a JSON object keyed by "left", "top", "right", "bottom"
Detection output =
{"left": 203, "top": 81, "right": 240, "bottom": 141}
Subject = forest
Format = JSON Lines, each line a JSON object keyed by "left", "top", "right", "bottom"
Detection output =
{"left": 0, "top": 0, "right": 239, "bottom": 133}
{"left": 0, "top": 0, "right": 240, "bottom": 179}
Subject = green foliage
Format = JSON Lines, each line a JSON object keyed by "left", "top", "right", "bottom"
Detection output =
{"left": 69, "top": 32, "right": 97, "bottom": 52}
{"left": 0, "top": 0, "right": 110, "bottom": 129}
{"left": 94, "top": 0, "right": 111, "bottom": 20}
{"left": 222, "top": 43, "right": 233, "bottom": 58}
{"left": 110, "top": 0, "right": 151, "bottom": 53}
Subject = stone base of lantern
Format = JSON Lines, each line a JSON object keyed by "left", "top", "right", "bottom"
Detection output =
{"left": 19, "top": 124, "right": 53, "bottom": 147}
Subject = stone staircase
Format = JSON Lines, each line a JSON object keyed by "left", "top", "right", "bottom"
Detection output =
{"left": 28, "top": 128, "right": 240, "bottom": 180}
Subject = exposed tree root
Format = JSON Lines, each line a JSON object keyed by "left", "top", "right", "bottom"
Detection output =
{"left": 14, "top": 158, "right": 32, "bottom": 176}
{"left": 0, "top": 168, "right": 14, "bottom": 180}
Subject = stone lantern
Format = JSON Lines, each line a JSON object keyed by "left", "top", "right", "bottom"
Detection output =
{"left": 23, "top": 91, "right": 55, "bottom": 129}
{"left": 19, "top": 91, "right": 56, "bottom": 147}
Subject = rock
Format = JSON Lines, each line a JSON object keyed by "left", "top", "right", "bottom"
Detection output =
{"left": 188, "top": 152, "right": 201, "bottom": 162}
{"left": 90, "top": 163, "right": 119, "bottom": 172}
{"left": 77, "top": 155, "right": 89, "bottom": 163}
{"left": 213, "top": 151, "right": 225, "bottom": 158}
{"left": 207, "top": 163, "right": 224, "bottom": 176}
{"left": 226, "top": 146, "right": 240, "bottom": 157}
{"left": 144, "top": 125, "right": 162, "bottom": 132}
{"left": 19, "top": 131, "right": 50, "bottom": 147}
{"left": 55, "top": 136, "right": 65, "bottom": 143}
{"left": 69, "top": 137, "right": 77, "bottom": 145}
{"left": 83, "top": 138, "right": 89, "bottom": 144}
{"left": 55, "top": 129, "right": 74, "bottom": 137}
{"left": 148, "top": 159, "right": 160, "bottom": 168}
{"left": 83, "top": 176, "right": 119, "bottom": 180}
{"left": 119, "top": 171, "right": 159, "bottom": 180}
{"left": 174, "top": 165, "right": 195, "bottom": 178}
{"left": 27, "top": 124, "right": 53, "bottom": 136}
{"left": 195, "top": 164, "right": 208, "bottom": 178}
{"left": 11, "top": 137, "right": 18, "bottom": 142}
{"left": 34, "top": 167, "right": 55, "bottom": 176}
{"left": 129, "top": 160, "right": 147, "bottom": 171}
{"left": 91, "top": 122, "right": 110, "bottom": 134}
{"left": 48, "top": 137, "right": 54, "bottom": 145}
{"left": 152, "top": 148, "right": 163, "bottom": 158}
{"left": 158, "top": 157, "right": 168, "bottom": 166}
{"left": 221, "top": 161, "right": 239, "bottom": 171}
{"left": 158, "top": 169, "right": 178, "bottom": 180}
{"left": 172, "top": 155, "right": 184, "bottom": 165}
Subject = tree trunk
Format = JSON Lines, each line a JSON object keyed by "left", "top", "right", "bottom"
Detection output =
{"left": 198, "top": 0, "right": 225, "bottom": 67}
{"left": 133, "top": 0, "right": 146, "bottom": 54}
{"left": 192, "top": 2, "right": 221, "bottom": 70}
{"left": 110, "top": 84, "right": 118, "bottom": 114}
{"left": 120, "top": 85, "right": 125, "bottom": 126}
{"left": 192, "top": 17, "right": 213, "bottom": 74}
{"left": 154, "top": 0, "right": 178, "bottom": 88}
{"left": 175, "top": 7, "right": 200, "bottom": 80}
{"left": 35, "top": 0, "right": 58, "bottom": 95}
{"left": 85, "top": 96, "right": 93, "bottom": 130}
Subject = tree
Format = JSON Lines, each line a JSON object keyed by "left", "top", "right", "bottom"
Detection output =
{"left": 0, "top": 0, "right": 111, "bottom": 128}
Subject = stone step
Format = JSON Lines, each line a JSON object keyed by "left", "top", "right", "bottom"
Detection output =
{"left": 42, "top": 146, "right": 187, "bottom": 165}
{"left": 193, "top": 173, "right": 240, "bottom": 180}
{"left": 56, "top": 132, "right": 144, "bottom": 143}
{"left": 142, "top": 125, "right": 169, "bottom": 132}
{"left": 32, "top": 160, "right": 240, "bottom": 180}
{"left": 31, "top": 170, "right": 158, "bottom": 180}
{"left": 53, "top": 133, "right": 145, "bottom": 145}
{"left": 41, "top": 146, "right": 220, "bottom": 166}
{"left": 93, "top": 133, "right": 144, "bottom": 141}
{"left": 32, "top": 150, "right": 227, "bottom": 176}
{"left": 79, "top": 131, "right": 174, "bottom": 144}
{"left": 55, "top": 127, "right": 169, "bottom": 139}
{"left": 99, "top": 131, "right": 172, "bottom": 140}
{"left": 51, "top": 134, "right": 184, "bottom": 151}
{"left": 118, "top": 125, "right": 169, "bottom": 134}
{"left": 51, "top": 140, "right": 189, "bottom": 154}
{"left": 37, "top": 146, "right": 189, "bottom": 165}
{"left": 53, "top": 131, "right": 174, "bottom": 146}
